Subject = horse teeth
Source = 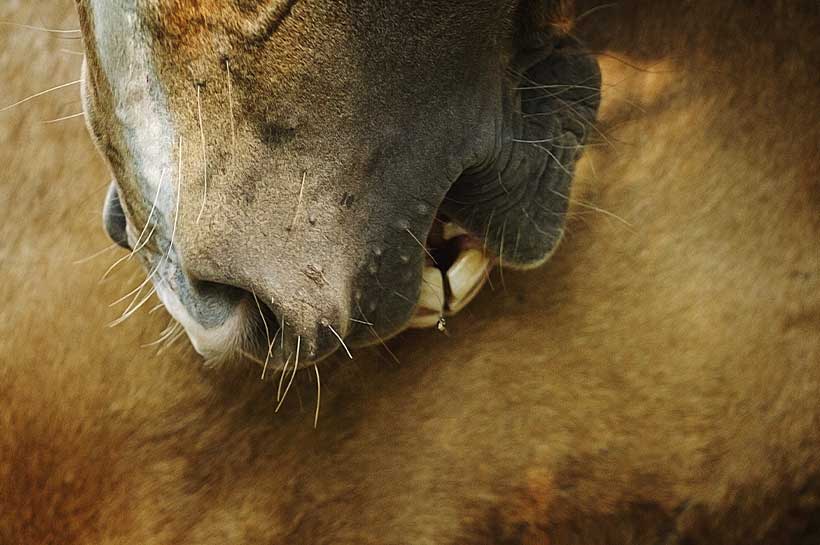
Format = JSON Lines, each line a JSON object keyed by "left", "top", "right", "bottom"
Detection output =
{"left": 446, "top": 249, "right": 491, "bottom": 314}
{"left": 442, "top": 222, "right": 469, "bottom": 241}
{"left": 408, "top": 266, "right": 444, "bottom": 329}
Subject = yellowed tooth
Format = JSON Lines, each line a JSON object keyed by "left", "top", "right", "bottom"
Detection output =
{"left": 408, "top": 266, "right": 445, "bottom": 329}
{"left": 442, "top": 222, "right": 469, "bottom": 241}
{"left": 446, "top": 249, "right": 491, "bottom": 314}
{"left": 408, "top": 312, "right": 442, "bottom": 329}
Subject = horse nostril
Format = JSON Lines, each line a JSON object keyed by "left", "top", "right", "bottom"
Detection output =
{"left": 184, "top": 265, "right": 350, "bottom": 364}
{"left": 102, "top": 181, "right": 130, "bottom": 250}
{"left": 246, "top": 289, "right": 348, "bottom": 364}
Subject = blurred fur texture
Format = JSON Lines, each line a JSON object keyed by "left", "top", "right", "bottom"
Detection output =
{"left": 1, "top": 1, "right": 818, "bottom": 543}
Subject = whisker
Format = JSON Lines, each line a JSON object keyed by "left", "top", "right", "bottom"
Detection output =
{"left": 143, "top": 320, "right": 181, "bottom": 347}
{"left": 404, "top": 228, "right": 437, "bottom": 265}
{"left": 97, "top": 168, "right": 163, "bottom": 280}
{"left": 0, "top": 22, "right": 81, "bottom": 34}
{"left": 288, "top": 172, "right": 307, "bottom": 232}
{"left": 515, "top": 83, "right": 601, "bottom": 93}
{"left": 520, "top": 205, "right": 551, "bottom": 237}
{"left": 108, "top": 139, "right": 182, "bottom": 297}
{"left": 574, "top": 2, "right": 618, "bottom": 24}
{"left": 522, "top": 88, "right": 646, "bottom": 117}
{"left": 73, "top": 243, "right": 117, "bottom": 265}
{"left": 225, "top": 60, "right": 237, "bottom": 170}
{"left": 498, "top": 218, "right": 508, "bottom": 291}
{"left": 157, "top": 327, "right": 187, "bottom": 354}
{"left": 277, "top": 354, "right": 291, "bottom": 403}
{"left": 510, "top": 70, "right": 619, "bottom": 152}
{"left": 482, "top": 209, "right": 496, "bottom": 291}
{"left": 158, "top": 136, "right": 183, "bottom": 269}
{"left": 131, "top": 169, "right": 167, "bottom": 256}
{"left": 109, "top": 285, "right": 156, "bottom": 327}
{"left": 108, "top": 263, "right": 160, "bottom": 307}
{"left": 511, "top": 136, "right": 561, "bottom": 144}
{"left": 100, "top": 252, "right": 133, "bottom": 282}
{"left": 540, "top": 96, "right": 618, "bottom": 152}
{"left": 252, "top": 290, "right": 277, "bottom": 380}
{"left": 113, "top": 143, "right": 186, "bottom": 318}
{"left": 43, "top": 111, "right": 84, "bottom": 124}
{"left": 349, "top": 317, "right": 374, "bottom": 326}
{"left": 158, "top": 318, "right": 180, "bottom": 336}
{"left": 482, "top": 208, "right": 494, "bottom": 258}
{"left": 528, "top": 142, "right": 574, "bottom": 177}
{"left": 313, "top": 364, "right": 321, "bottom": 429}
{"left": 237, "top": 348, "right": 265, "bottom": 366}
{"left": 1, "top": 79, "right": 81, "bottom": 113}
{"left": 262, "top": 329, "right": 281, "bottom": 380}
{"left": 355, "top": 300, "right": 400, "bottom": 365}
{"left": 276, "top": 336, "right": 301, "bottom": 412}
{"left": 550, "top": 188, "right": 633, "bottom": 228}
{"left": 326, "top": 324, "right": 353, "bottom": 359}
{"left": 109, "top": 273, "right": 149, "bottom": 308}
{"left": 195, "top": 85, "right": 208, "bottom": 224}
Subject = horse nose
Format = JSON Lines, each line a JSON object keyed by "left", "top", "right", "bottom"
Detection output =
{"left": 252, "top": 287, "right": 350, "bottom": 365}
{"left": 185, "top": 266, "right": 352, "bottom": 366}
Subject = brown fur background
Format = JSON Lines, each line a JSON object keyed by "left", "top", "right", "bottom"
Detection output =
{"left": 1, "top": 1, "right": 819, "bottom": 543}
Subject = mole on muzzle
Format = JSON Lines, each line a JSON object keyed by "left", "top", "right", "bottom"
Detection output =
{"left": 85, "top": 1, "right": 600, "bottom": 369}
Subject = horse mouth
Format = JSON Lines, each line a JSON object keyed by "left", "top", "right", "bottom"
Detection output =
{"left": 409, "top": 215, "right": 495, "bottom": 329}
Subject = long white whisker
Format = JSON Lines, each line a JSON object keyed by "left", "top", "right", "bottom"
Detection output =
{"left": 109, "top": 285, "right": 156, "bottom": 327}
{"left": 100, "top": 251, "right": 133, "bottom": 282}
{"left": 225, "top": 60, "right": 237, "bottom": 170}
{"left": 109, "top": 274, "right": 147, "bottom": 308}
{"left": 288, "top": 172, "right": 306, "bottom": 232}
{"left": 73, "top": 243, "right": 117, "bottom": 265}
{"left": 157, "top": 328, "right": 186, "bottom": 354}
{"left": 0, "top": 22, "right": 81, "bottom": 34}
{"left": 349, "top": 317, "right": 374, "bottom": 326}
{"left": 262, "top": 329, "right": 280, "bottom": 380}
{"left": 277, "top": 354, "right": 292, "bottom": 403}
{"left": 404, "top": 228, "right": 437, "bottom": 265}
{"left": 108, "top": 263, "right": 159, "bottom": 307}
{"left": 355, "top": 300, "right": 400, "bottom": 365}
{"left": 143, "top": 320, "right": 181, "bottom": 347}
{"left": 497, "top": 217, "right": 508, "bottom": 291}
{"left": 276, "top": 336, "right": 300, "bottom": 412}
{"left": 313, "top": 364, "right": 321, "bottom": 429}
{"left": 120, "top": 278, "right": 153, "bottom": 315}
{"left": 109, "top": 139, "right": 182, "bottom": 311}
{"left": 195, "top": 85, "right": 208, "bottom": 224}
{"left": 157, "top": 136, "right": 183, "bottom": 269}
{"left": 1, "top": 79, "right": 81, "bottom": 113}
{"left": 326, "top": 324, "right": 353, "bottom": 359}
{"left": 253, "top": 290, "right": 278, "bottom": 380}
{"left": 43, "top": 111, "right": 85, "bottom": 124}
{"left": 237, "top": 348, "right": 265, "bottom": 366}
{"left": 112, "top": 279, "right": 148, "bottom": 313}
{"left": 130, "top": 168, "right": 167, "bottom": 256}
{"left": 550, "top": 188, "right": 633, "bottom": 227}
{"left": 100, "top": 167, "right": 166, "bottom": 282}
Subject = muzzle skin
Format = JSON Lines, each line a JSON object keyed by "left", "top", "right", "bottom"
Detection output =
{"left": 80, "top": 0, "right": 600, "bottom": 366}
